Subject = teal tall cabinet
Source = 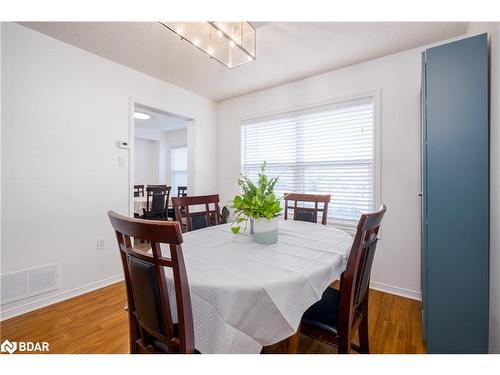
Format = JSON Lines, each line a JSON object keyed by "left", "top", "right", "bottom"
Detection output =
{"left": 421, "top": 34, "right": 489, "bottom": 353}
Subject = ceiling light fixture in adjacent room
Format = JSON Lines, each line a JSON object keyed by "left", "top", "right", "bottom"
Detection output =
{"left": 134, "top": 112, "right": 151, "bottom": 120}
{"left": 160, "top": 22, "right": 256, "bottom": 69}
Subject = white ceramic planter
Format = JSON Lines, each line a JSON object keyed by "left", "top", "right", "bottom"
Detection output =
{"left": 253, "top": 217, "right": 279, "bottom": 244}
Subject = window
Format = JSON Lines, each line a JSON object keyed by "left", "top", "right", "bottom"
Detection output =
{"left": 171, "top": 146, "right": 187, "bottom": 194}
{"left": 241, "top": 97, "right": 376, "bottom": 228}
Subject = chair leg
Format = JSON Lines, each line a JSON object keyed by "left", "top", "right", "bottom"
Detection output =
{"left": 358, "top": 313, "right": 370, "bottom": 354}
{"left": 129, "top": 318, "right": 140, "bottom": 354}
{"left": 338, "top": 333, "right": 351, "bottom": 354}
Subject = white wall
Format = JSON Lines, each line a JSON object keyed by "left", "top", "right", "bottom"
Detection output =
{"left": 134, "top": 126, "right": 187, "bottom": 187}
{"left": 490, "top": 30, "right": 500, "bottom": 354}
{"left": 134, "top": 138, "right": 159, "bottom": 185}
{"left": 466, "top": 22, "right": 500, "bottom": 36}
{"left": 217, "top": 43, "right": 436, "bottom": 299}
{"left": 0, "top": 23, "right": 217, "bottom": 319}
{"left": 134, "top": 126, "right": 168, "bottom": 184}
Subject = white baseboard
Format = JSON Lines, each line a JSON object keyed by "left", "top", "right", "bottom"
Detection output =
{"left": 370, "top": 281, "right": 422, "bottom": 301}
{"left": 0, "top": 274, "right": 124, "bottom": 321}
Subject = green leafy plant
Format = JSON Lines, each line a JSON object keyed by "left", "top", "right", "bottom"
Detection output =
{"left": 230, "top": 161, "right": 282, "bottom": 234}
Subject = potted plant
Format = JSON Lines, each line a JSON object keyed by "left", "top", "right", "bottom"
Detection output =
{"left": 230, "top": 162, "right": 282, "bottom": 244}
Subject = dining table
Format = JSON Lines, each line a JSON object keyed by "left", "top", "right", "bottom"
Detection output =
{"left": 160, "top": 219, "right": 353, "bottom": 354}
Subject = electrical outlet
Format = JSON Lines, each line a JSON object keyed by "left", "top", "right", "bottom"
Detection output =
{"left": 96, "top": 239, "right": 105, "bottom": 251}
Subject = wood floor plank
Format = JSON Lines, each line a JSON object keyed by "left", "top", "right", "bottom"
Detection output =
{"left": 0, "top": 281, "right": 426, "bottom": 354}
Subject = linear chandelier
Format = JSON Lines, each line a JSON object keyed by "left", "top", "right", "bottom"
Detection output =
{"left": 160, "top": 22, "right": 256, "bottom": 69}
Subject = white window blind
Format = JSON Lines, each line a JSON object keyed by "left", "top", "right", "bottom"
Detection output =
{"left": 241, "top": 97, "right": 375, "bottom": 227}
{"left": 171, "top": 146, "right": 188, "bottom": 193}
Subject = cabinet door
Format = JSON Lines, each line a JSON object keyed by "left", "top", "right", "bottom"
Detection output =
{"left": 425, "top": 33, "right": 489, "bottom": 353}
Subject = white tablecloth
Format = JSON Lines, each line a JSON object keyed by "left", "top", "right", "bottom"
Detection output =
{"left": 133, "top": 197, "right": 147, "bottom": 215}
{"left": 161, "top": 220, "right": 352, "bottom": 354}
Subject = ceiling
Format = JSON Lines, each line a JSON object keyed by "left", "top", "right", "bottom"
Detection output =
{"left": 135, "top": 105, "right": 187, "bottom": 133}
{"left": 20, "top": 22, "right": 468, "bottom": 102}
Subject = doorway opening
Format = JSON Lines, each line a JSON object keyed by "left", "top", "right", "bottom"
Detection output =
{"left": 131, "top": 103, "right": 191, "bottom": 220}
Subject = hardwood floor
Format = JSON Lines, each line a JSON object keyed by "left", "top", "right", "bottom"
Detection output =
{"left": 0, "top": 282, "right": 426, "bottom": 354}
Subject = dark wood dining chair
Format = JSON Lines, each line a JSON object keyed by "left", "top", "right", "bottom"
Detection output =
{"left": 143, "top": 186, "right": 171, "bottom": 221}
{"left": 300, "top": 205, "right": 387, "bottom": 354}
{"left": 134, "top": 185, "right": 145, "bottom": 197}
{"left": 177, "top": 186, "right": 188, "bottom": 197}
{"left": 167, "top": 186, "right": 187, "bottom": 220}
{"left": 107, "top": 211, "right": 195, "bottom": 354}
{"left": 284, "top": 193, "right": 331, "bottom": 225}
{"left": 172, "top": 194, "right": 221, "bottom": 233}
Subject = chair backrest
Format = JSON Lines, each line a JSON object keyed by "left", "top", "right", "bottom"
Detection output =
{"left": 177, "top": 186, "right": 188, "bottom": 197}
{"left": 148, "top": 184, "right": 168, "bottom": 189}
{"left": 107, "top": 211, "right": 194, "bottom": 353}
{"left": 284, "top": 193, "right": 331, "bottom": 225}
{"left": 339, "top": 205, "right": 386, "bottom": 331}
{"left": 171, "top": 194, "right": 221, "bottom": 233}
{"left": 134, "top": 185, "right": 145, "bottom": 197}
{"left": 144, "top": 186, "right": 171, "bottom": 220}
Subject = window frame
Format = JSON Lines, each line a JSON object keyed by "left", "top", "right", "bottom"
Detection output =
{"left": 239, "top": 90, "right": 381, "bottom": 233}
{"left": 171, "top": 145, "right": 188, "bottom": 193}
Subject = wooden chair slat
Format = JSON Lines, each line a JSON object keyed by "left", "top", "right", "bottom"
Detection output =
{"left": 284, "top": 193, "right": 332, "bottom": 225}
{"left": 134, "top": 184, "right": 145, "bottom": 197}
{"left": 177, "top": 186, "right": 188, "bottom": 197}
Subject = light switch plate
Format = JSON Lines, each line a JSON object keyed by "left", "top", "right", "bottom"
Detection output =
{"left": 119, "top": 156, "right": 128, "bottom": 167}
{"left": 96, "top": 239, "right": 105, "bottom": 251}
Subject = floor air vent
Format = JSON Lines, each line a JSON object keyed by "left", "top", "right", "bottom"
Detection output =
{"left": 1, "top": 264, "right": 59, "bottom": 305}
